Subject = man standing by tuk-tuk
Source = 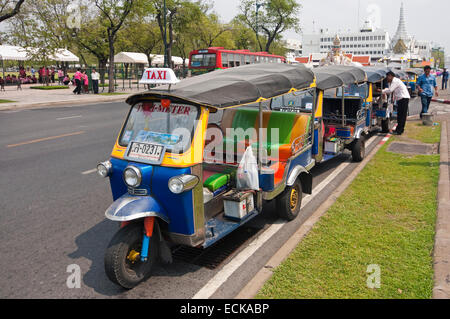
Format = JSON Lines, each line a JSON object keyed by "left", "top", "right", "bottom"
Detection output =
{"left": 382, "top": 71, "right": 410, "bottom": 136}
{"left": 417, "top": 66, "right": 438, "bottom": 118}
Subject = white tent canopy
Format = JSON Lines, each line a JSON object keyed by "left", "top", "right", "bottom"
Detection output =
{"left": 150, "top": 54, "right": 186, "bottom": 66}
{"left": 114, "top": 52, "right": 148, "bottom": 64}
{"left": 49, "top": 49, "right": 79, "bottom": 62}
{"left": 0, "top": 45, "right": 29, "bottom": 61}
{"left": 0, "top": 45, "right": 79, "bottom": 62}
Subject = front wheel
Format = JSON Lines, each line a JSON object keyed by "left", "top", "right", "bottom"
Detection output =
{"left": 104, "top": 222, "right": 158, "bottom": 289}
{"left": 276, "top": 179, "right": 303, "bottom": 221}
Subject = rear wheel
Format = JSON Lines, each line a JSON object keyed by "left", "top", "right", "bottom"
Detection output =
{"left": 381, "top": 118, "right": 391, "bottom": 133}
{"left": 104, "top": 222, "right": 158, "bottom": 289}
{"left": 351, "top": 139, "right": 365, "bottom": 162}
{"left": 276, "top": 179, "right": 302, "bottom": 221}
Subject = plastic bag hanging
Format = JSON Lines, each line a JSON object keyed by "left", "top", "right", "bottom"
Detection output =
{"left": 236, "top": 146, "right": 259, "bottom": 191}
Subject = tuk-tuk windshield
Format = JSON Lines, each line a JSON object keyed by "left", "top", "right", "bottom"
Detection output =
{"left": 337, "top": 83, "right": 368, "bottom": 99}
{"left": 119, "top": 102, "right": 199, "bottom": 154}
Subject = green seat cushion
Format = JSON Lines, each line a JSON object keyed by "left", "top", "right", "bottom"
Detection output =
{"left": 204, "top": 173, "right": 231, "bottom": 192}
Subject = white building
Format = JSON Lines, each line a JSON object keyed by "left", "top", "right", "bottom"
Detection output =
{"left": 302, "top": 21, "right": 390, "bottom": 61}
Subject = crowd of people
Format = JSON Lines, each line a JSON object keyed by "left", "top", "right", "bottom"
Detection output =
{"left": 0, "top": 66, "right": 101, "bottom": 94}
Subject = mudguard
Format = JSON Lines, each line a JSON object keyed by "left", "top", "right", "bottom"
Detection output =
{"left": 105, "top": 194, "right": 169, "bottom": 223}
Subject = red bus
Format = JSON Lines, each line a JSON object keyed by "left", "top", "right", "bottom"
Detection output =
{"left": 189, "top": 47, "right": 286, "bottom": 74}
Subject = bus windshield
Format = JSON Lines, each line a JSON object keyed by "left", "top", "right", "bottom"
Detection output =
{"left": 191, "top": 54, "right": 217, "bottom": 68}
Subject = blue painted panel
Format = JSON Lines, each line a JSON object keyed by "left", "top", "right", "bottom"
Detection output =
{"left": 108, "top": 158, "right": 196, "bottom": 236}
{"left": 203, "top": 211, "right": 258, "bottom": 248}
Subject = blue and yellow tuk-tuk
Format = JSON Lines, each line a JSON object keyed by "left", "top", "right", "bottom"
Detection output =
{"left": 405, "top": 68, "right": 423, "bottom": 97}
{"left": 308, "top": 66, "right": 368, "bottom": 163}
{"left": 97, "top": 64, "right": 319, "bottom": 288}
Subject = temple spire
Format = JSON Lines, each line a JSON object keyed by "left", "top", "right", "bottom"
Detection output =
{"left": 392, "top": 2, "right": 409, "bottom": 44}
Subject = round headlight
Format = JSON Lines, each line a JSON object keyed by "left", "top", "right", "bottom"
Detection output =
{"left": 97, "top": 161, "right": 112, "bottom": 178}
{"left": 168, "top": 175, "right": 199, "bottom": 194}
{"left": 123, "top": 166, "right": 142, "bottom": 188}
{"left": 168, "top": 177, "right": 184, "bottom": 194}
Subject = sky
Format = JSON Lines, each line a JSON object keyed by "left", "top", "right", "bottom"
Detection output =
{"left": 212, "top": 0, "right": 450, "bottom": 54}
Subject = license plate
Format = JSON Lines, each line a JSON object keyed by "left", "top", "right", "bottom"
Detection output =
{"left": 127, "top": 142, "right": 165, "bottom": 164}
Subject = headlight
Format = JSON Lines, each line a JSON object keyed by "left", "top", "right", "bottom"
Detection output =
{"left": 123, "top": 166, "right": 142, "bottom": 188}
{"left": 168, "top": 175, "right": 199, "bottom": 194}
{"left": 97, "top": 161, "right": 112, "bottom": 178}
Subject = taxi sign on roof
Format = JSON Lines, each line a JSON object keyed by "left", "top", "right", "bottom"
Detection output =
{"left": 139, "top": 68, "right": 180, "bottom": 85}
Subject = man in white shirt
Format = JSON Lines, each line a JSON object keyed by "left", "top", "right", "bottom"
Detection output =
{"left": 382, "top": 71, "right": 411, "bottom": 135}
{"left": 91, "top": 68, "right": 100, "bottom": 94}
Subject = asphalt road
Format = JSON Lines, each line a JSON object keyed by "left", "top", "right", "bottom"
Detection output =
{"left": 0, "top": 99, "right": 420, "bottom": 299}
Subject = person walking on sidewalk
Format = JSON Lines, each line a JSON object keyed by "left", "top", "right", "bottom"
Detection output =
{"left": 73, "top": 68, "right": 82, "bottom": 95}
{"left": 91, "top": 68, "right": 100, "bottom": 94}
{"left": 382, "top": 71, "right": 410, "bottom": 136}
{"left": 417, "top": 66, "right": 438, "bottom": 118}
{"left": 442, "top": 68, "right": 449, "bottom": 90}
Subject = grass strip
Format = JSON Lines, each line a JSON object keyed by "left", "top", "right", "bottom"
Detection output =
{"left": 30, "top": 86, "right": 69, "bottom": 90}
{"left": 257, "top": 125, "right": 440, "bottom": 299}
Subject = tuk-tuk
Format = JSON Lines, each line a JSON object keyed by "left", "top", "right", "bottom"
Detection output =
{"left": 97, "top": 64, "right": 319, "bottom": 288}
{"left": 364, "top": 67, "right": 393, "bottom": 133}
{"left": 405, "top": 68, "right": 423, "bottom": 97}
{"left": 309, "top": 66, "right": 368, "bottom": 163}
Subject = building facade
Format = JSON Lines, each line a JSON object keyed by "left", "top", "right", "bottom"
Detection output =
{"left": 302, "top": 21, "right": 390, "bottom": 61}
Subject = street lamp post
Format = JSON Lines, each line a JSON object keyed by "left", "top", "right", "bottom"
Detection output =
{"left": 163, "top": 0, "right": 168, "bottom": 68}
{"left": 255, "top": 0, "right": 266, "bottom": 51}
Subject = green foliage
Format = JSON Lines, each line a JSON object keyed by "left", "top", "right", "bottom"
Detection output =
{"left": 237, "top": 0, "right": 301, "bottom": 53}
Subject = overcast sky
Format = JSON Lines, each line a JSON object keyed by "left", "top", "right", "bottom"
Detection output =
{"left": 212, "top": 0, "right": 450, "bottom": 54}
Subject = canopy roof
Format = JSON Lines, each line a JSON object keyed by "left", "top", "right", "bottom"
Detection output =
{"left": 126, "top": 63, "right": 315, "bottom": 109}
{"left": 49, "top": 49, "right": 79, "bottom": 62}
{"left": 405, "top": 68, "right": 424, "bottom": 76}
{"left": 0, "top": 45, "right": 29, "bottom": 61}
{"left": 114, "top": 52, "right": 148, "bottom": 64}
{"left": 313, "top": 65, "right": 367, "bottom": 90}
{"left": 0, "top": 45, "right": 79, "bottom": 62}
{"left": 364, "top": 67, "right": 389, "bottom": 83}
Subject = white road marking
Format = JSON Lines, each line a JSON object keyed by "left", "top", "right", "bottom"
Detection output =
{"left": 192, "top": 135, "right": 378, "bottom": 299}
{"left": 57, "top": 115, "right": 82, "bottom": 120}
{"left": 82, "top": 169, "right": 97, "bottom": 175}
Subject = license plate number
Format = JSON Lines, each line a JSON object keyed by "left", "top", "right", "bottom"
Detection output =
{"left": 128, "top": 142, "right": 165, "bottom": 163}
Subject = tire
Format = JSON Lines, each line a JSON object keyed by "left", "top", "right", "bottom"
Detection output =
{"left": 276, "top": 179, "right": 302, "bottom": 221}
{"left": 381, "top": 118, "right": 391, "bottom": 133}
{"left": 352, "top": 139, "right": 365, "bottom": 162}
{"left": 104, "top": 222, "right": 158, "bottom": 289}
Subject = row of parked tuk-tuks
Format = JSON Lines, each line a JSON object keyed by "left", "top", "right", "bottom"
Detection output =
{"left": 96, "top": 63, "right": 410, "bottom": 289}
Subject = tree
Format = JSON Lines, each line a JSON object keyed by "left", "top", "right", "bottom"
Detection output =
{"left": 237, "top": 0, "right": 300, "bottom": 53}
{"left": 0, "top": 0, "right": 25, "bottom": 23}
{"left": 151, "top": 0, "right": 203, "bottom": 68}
{"left": 95, "top": 0, "right": 135, "bottom": 93}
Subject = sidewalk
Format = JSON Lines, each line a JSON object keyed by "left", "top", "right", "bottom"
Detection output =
{"left": 0, "top": 84, "right": 144, "bottom": 111}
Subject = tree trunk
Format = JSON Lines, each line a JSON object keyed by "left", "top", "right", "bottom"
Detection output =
{"left": 108, "top": 36, "right": 115, "bottom": 93}
{"left": 99, "top": 58, "right": 107, "bottom": 85}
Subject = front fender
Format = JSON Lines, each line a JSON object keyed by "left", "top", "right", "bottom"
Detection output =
{"left": 105, "top": 194, "right": 170, "bottom": 223}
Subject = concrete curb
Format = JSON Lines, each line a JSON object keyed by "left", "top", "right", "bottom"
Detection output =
{"left": 0, "top": 94, "right": 136, "bottom": 111}
{"left": 432, "top": 98, "right": 450, "bottom": 105}
{"left": 235, "top": 134, "right": 390, "bottom": 299}
{"left": 432, "top": 120, "right": 450, "bottom": 299}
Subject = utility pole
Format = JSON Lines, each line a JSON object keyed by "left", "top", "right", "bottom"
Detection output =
{"left": 163, "top": 0, "right": 168, "bottom": 68}
{"left": 256, "top": 0, "right": 265, "bottom": 51}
